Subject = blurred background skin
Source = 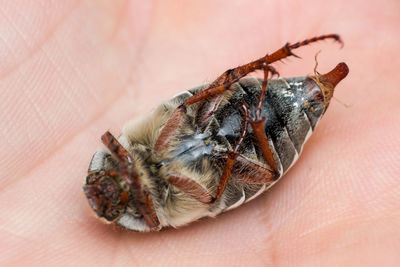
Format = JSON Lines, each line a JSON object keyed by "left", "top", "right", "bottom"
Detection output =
{"left": 0, "top": 0, "right": 399, "bottom": 266}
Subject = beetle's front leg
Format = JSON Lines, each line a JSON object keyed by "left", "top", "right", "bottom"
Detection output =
{"left": 102, "top": 131, "right": 160, "bottom": 229}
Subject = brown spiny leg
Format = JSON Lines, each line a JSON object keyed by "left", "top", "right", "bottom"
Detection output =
{"left": 198, "top": 66, "right": 279, "bottom": 127}
{"left": 232, "top": 155, "right": 276, "bottom": 184}
{"left": 168, "top": 175, "right": 213, "bottom": 204}
{"left": 154, "top": 34, "right": 343, "bottom": 152}
{"left": 101, "top": 131, "right": 160, "bottom": 229}
{"left": 206, "top": 34, "right": 342, "bottom": 88}
{"left": 211, "top": 104, "right": 250, "bottom": 203}
{"left": 166, "top": 154, "right": 277, "bottom": 205}
{"left": 248, "top": 118, "right": 279, "bottom": 177}
{"left": 154, "top": 85, "right": 228, "bottom": 152}
{"left": 248, "top": 65, "right": 280, "bottom": 176}
{"left": 163, "top": 105, "right": 277, "bottom": 205}
{"left": 165, "top": 112, "right": 248, "bottom": 204}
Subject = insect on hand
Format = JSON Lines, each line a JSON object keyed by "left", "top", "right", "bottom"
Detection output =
{"left": 83, "top": 34, "right": 349, "bottom": 232}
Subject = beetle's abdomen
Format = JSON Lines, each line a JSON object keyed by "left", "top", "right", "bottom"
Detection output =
{"left": 163, "top": 75, "right": 331, "bottom": 212}
{"left": 261, "top": 77, "right": 325, "bottom": 173}
{"left": 211, "top": 76, "right": 325, "bottom": 175}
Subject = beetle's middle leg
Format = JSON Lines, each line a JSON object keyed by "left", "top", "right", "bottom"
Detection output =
{"left": 154, "top": 34, "right": 342, "bottom": 153}
{"left": 167, "top": 104, "right": 251, "bottom": 204}
{"left": 165, "top": 104, "right": 277, "bottom": 204}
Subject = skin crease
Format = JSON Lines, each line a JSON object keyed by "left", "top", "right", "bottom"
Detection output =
{"left": 0, "top": 0, "right": 399, "bottom": 266}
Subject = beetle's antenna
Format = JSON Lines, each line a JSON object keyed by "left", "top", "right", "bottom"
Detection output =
{"left": 312, "top": 50, "right": 323, "bottom": 89}
{"left": 314, "top": 50, "right": 322, "bottom": 76}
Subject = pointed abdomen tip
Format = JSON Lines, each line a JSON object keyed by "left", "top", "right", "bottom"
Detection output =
{"left": 322, "top": 62, "right": 349, "bottom": 88}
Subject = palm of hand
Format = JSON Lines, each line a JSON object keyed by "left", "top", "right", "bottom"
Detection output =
{"left": 1, "top": 1, "right": 399, "bottom": 266}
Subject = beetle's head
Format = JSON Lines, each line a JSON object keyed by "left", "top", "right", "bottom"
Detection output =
{"left": 83, "top": 131, "right": 160, "bottom": 232}
{"left": 83, "top": 170, "right": 129, "bottom": 222}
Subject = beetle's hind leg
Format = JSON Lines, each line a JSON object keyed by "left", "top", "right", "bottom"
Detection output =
{"left": 154, "top": 34, "right": 343, "bottom": 153}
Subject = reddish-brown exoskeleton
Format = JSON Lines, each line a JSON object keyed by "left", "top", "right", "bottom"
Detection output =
{"left": 83, "top": 34, "right": 349, "bottom": 231}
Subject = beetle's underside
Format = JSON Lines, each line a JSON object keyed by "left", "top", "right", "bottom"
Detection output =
{"left": 83, "top": 34, "right": 349, "bottom": 231}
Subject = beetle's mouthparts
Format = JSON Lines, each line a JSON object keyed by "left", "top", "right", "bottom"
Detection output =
{"left": 315, "top": 62, "right": 349, "bottom": 107}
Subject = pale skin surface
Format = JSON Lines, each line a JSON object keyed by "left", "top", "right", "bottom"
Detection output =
{"left": 1, "top": 0, "right": 399, "bottom": 266}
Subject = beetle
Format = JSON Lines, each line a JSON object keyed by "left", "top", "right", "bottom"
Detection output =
{"left": 83, "top": 34, "right": 349, "bottom": 232}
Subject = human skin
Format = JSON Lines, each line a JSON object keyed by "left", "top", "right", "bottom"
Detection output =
{"left": 1, "top": 0, "right": 399, "bottom": 266}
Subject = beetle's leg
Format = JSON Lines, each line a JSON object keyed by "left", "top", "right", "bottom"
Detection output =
{"left": 210, "top": 104, "right": 250, "bottom": 203}
{"left": 165, "top": 105, "right": 250, "bottom": 204}
{"left": 232, "top": 154, "right": 276, "bottom": 184}
{"left": 154, "top": 85, "right": 229, "bottom": 152}
{"left": 254, "top": 66, "right": 275, "bottom": 119}
{"left": 210, "top": 151, "right": 238, "bottom": 203}
{"left": 196, "top": 93, "right": 226, "bottom": 127}
{"left": 205, "top": 34, "right": 342, "bottom": 90}
{"left": 167, "top": 154, "right": 276, "bottom": 204}
{"left": 154, "top": 34, "right": 343, "bottom": 152}
{"left": 165, "top": 106, "right": 272, "bottom": 204}
{"left": 170, "top": 125, "right": 247, "bottom": 204}
{"left": 167, "top": 175, "right": 213, "bottom": 204}
{"left": 101, "top": 131, "right": 160, "bottom": 229}
{"left": 198, "top": 66, "right": 279, "bottom": 127}
{"left": 142, "top": 191, "right": 160, "bottom": 230}
{"left": 248, "top": 68, "right": 280, "bottom": 176}
{"left": 101, "top": 131, "right": 133, "bottom": 174}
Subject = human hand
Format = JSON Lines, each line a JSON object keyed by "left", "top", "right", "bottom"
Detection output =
{"left": 1, "top": 1, "right": 399, "bottom": 266}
